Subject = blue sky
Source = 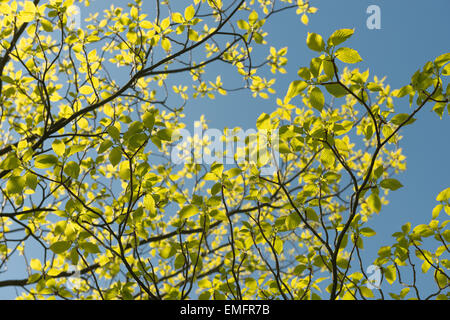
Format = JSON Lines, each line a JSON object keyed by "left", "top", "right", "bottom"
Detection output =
{"left": 0, "top": 0, "right": 448, "bottom": 299}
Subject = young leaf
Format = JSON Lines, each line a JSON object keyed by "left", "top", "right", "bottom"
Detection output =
{"left": 64, "top": 161, "right": 80, "bottom": 179}
{"left": 367, "top": 193, "right": 381, "bottom": 213}
{"left": 380, "top": 179, "right": 403, "bottom": 191}
{"left": 335, "top": 47, "right": 363, "bottom": 64}
{"left": 143, "top": 112, "right": 155, "bottom": 130}
{"left": 310, "top": 87, "right": 325, "bottom": 111}
{"left": 306, "top": 32, "right": 325, "bottom": 52}
{"left": 52, "top": 140, "right": 66, "bottom": 156}
{"left": 184, "top": 5, "right": 195, "bottom": 21}
{"left": 157, "top": 128, "right": 173, "bottom": 141}
{"left": 285, "top": 212, "right": 301, "bottom": 230}
{"left": 256, "top": 113, "right": 271, "bottom": 130}
{"left": 50, "top": 241, "right": 71, "bottom": 254}
{"left": 360, "top": 227, "right": 376, "bottom": 237}
{"left": 390, "top": 113, "right": 416, "bottom": 126}
{"left": 284, "top": 80, "right": 307, "bottom": 103}
{"left": 179, "top": 204, "right": 199, "bottom": 219}
{"left": 436, "top": 187, "right": 450, "bottom": 201}
{"left": 35, "top": 154, "right": 58, "bottom": 169}
{"left": 328, "top": 28, "right": 354, "bottom": 46}
{"left": 6, "top": 176, "right": 25, "bottom": 194}
{"left": 324, "top": 83, "right": 348, "bottom": 98}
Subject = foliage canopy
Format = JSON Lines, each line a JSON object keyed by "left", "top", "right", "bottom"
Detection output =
{"left": 0, "top": 0, "right": 449, "bottom": 300}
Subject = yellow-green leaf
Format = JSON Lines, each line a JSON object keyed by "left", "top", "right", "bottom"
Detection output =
{"left": 184, "top": 5, "right": 195, "bottom": 21}
{"left": 30, "top": 259, "right": 42, "bottom": 271}
{"left": 35, "top": 154, "right": 58, "bottom": 169}
{"left": 380, "top": 179, "right": 403, "bottom": 191}
{"left": 79, "top": 85, "right": 94, "bottom": 95}
{"left": 336, "top": 47, "right": 363, "bottom": 64}
{"left": 310, "top": 87, "right": 325, "bottom": 111}
{"left": 52, "top": 139, "right": 66, "bottom": 156}
{"left": 179, "top": 204, "right": 199, "bottom": 219}
{"left": 50, "top": 241, "right": 71, "bottom": 254}
{"left": 436, "top": 187, "right": 450, "bottom": 202}
{"left": 285, "top": 80, "right": 307, "bottom": 103}
{"left": 306, "top": 32, "right": 325, "bottom": 52}
{"left": 256, "top": 113, "right": 271, "bottom": 130}
{"left": 328, "top": 28, "right": 354, "bottom": 46}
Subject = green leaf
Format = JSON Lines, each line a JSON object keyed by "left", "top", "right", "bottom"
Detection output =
{"left": 188, "top": 29, "right": 199, "bottom": 41}
{"left": 143, "top": 194, "right": 156, "bottom": 214}
{"left": 309, "top": 57, "right": 322, "bottom": 78}
{"left": 360, "top": 286, "right": 374, "bottom": 298}
{"left": 360, "top": 227, "right": 376, "bottom": 237}
{"left": 333, "top": 121, "right": 353, "bottom": 135}
{"left": 157, "top": 128, "right": 173, "bottom": 141}
{"left": 367, "top": 193, "right": 381, "bottom": 213}
{"left": 413, "top": 224, "right": 434, "bottom": 237}
{"left": 328, "top": 28, "right": 354, "bottom": 46}
{"left": 256, "top": 113, "right": 271, "bottom": 130}
{"left": 278, "top": 141, "right": 290, "bottom": 153}
{"left": 284, "top": 80, "right": 307, "bottom": 103}
{"left": 81, "top": 242, "right": 100, "bottom": 254}
{"left": 274, "top": 237, "right": 283, "bottom": 254}
{"left": 285, "top": 212, "right": 301, "bottom": 230}
{"left": 422, "top": 260, "right": 431, "bottom": 273}
{"left": 1, "top": 154, "right": 20, "bottom": 170}
{"left": 27, "top": 273, "right": 41, "bottom": 284}
{"left": 50, "top": 241, "right": 71, "bottom": 254}
{"left": 320, "top": 148, "right": 334, "bottom": 167}
{"left": 297, "top": 67, "right": 311, "bottom": 80}
{"left": 335, "top": 47, "right": 363, "bottom": 64}
{"left": 41, "top": 18, "right": 53, "bottom": 32}
{"left": 79, "top": 85, "right": 93, "bottom": 95}
{"left": 198, "top": 292, "right": 211, "bottom": 300}
{"left": 211, "top": 183, "right": 222, "bottom": 196}
{"left": 160, "top": 245, "right": 176, "bottom": 259}
{"left": 385, "top": 264, "right": 396, "bottom": 284}
{"left": 64, "top": 161, "right": 80, "bottom": 179}
{"left": 98, "top": 140, "right": 113, "bottom": 154}
{"left": 442, "top": 64, "right": 450, "bottom": 76}
{"left": 109, "top": 147, "right": 122, "bottom": 167}
{"left": 107, "top": 126, "right": 121, "bottom": 141}
{"left": 237, "top": 20, "right": 249, "bottom": 30}
{"left": 179, "top": 204, "right": 199, "bottom": 219}
{"left": 118, "top": 161, "right": 130, "bottom": 180}
{"left": 435, "top": 53, "right": 450, "bottom": 68}
{"left": 184, "top": 5, "right": 195, "bottom": 21}
{"left": 322, "top": 59, "right": 335, "bottom": 78}
{"left": 390, "top": 113, "right": 416, "bottom": 126}
{"left": 244, "top": 277, "right": 258, "bottom": 290}
{"left": 305, "top": 208, "right": 319, "bottom": 222}
{"left": 25, "top": 173, "right": 38, "bottom": 190}
{"left": 52, "top": 139, "right": 66, "bottom": 156}
{"left": 226, "top": 167, "right": 242, "bottom": 178}
{"left": 380, "top": 178, "right": 403, "bottom": 191}
{"left": 30, "top": 259, "right": 42, "bottom": 271}
{"left": 35, "top": 154, "right": 58, "bottom": 169}
{"left": 248, "top": 10, "right": 259, "bottom": 25}
{"left": 435, "top": 269, "right": 448, "bottom": 289}
{"left": 310, "top": 87, "right": 325, "bottom": 111}
{"left": 432, "top": 204, "right": 443, "bottom": 219}
{"left": 143, "top": 112, "right": 155, "bottom": 130}
{"left": 6, "top": 176, "right": 25, "bottom": 194}
{"left": 436, "top": 187, "right": 450, "bottom": 201}
{"left": 130, "top": 6, "right": 138, "bottom": 19}
{"left": 392, "top": 85, "right": 413, "bottom": 98}
{"left": 306, "top": 32, "right": 325, "bottom": 52}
